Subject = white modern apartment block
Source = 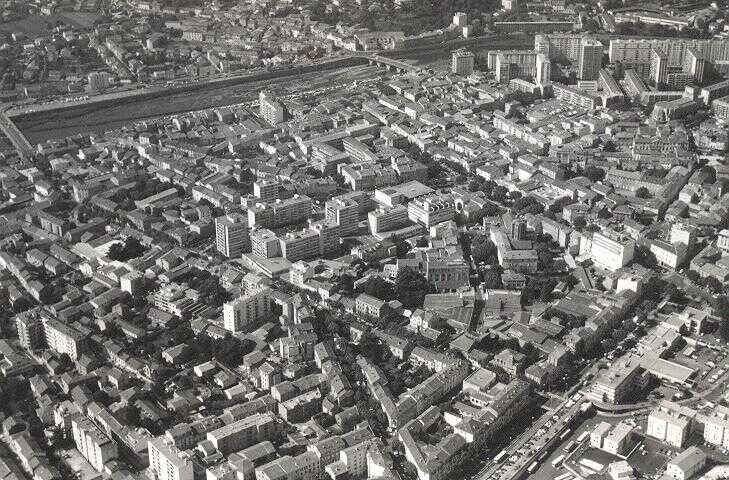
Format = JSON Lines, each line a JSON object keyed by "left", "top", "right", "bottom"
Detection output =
{"left": 590, "top": 232, "right": 635, "bottom": 271}
{"left": 215, "top": 213, "right": 250, "bottom": 258}
{"left": 148, "top": 436, "right": 194, "bottom": 480}
{"left": 71, "top": 415, "right": 118, "bottom": 473}
{"left": 223, "top": 287, "right": 271, "bottom": 332}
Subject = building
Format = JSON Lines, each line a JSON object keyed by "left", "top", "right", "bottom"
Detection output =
{"left": 44, "top": 318, "right": 84, "bottom": 360}
{"left": 578, "top": 38, "right": 603, "bottom": 81}
{"left": 215, "top": 213, "right": 250, "bottom": 258}
{"left": 683, "top": 48, "right": 706, "bottom": 84}
{"left": 148, "top": 436, "right": 194, "bottom": 480}
{"left": 71, "top": 415, "right": 118, "bottom": 472}
{"left": 665, "top": 447, "right": 706, "bottom": 480}
{"left": 368, "top": 205, "right": 409, "bottom": 235}
{"left": 253, "top": 180, "right": 279, "bottom": 202}
{"left": 552, "top": 82, "right": 600, "bottom": 109}
{"left": 87, "top": 71, "right": 110, "bottom": 92}
{"left": 325, "top": 198, "right": 359, "bottom": 236}
{"left": 355, "top": 293, "right": 387, "bottom": 318}
{"left": 451, "top": 49, "right": 475, "bottom": 76}
{"left": 647, "top": 408, "right": 690, "bottom": 448}
{"left": 610, "top": 38, "right": 729, "bottom": 71}
{"left": 407, "top": 195, "right": 456, "bottom": 228}
{"left": 703, "top": 406, "right": 729, "bottom": 448}
{"left": 279, "top": 229, "right": 321, "bottom": 262}
{"left": 223, "top": 287, "right": 271, "bottom": 332}
{"left": 712, "top": 95, "right": 729, "bottom": 121}
{"left": 535, "top": 53, "right": 551, "bottom": 86}
{"left": 259, "top": 91, "right": 284, "bottom": 125}
{"left": 602, "top": 422, "right": 633, "bottom": 455}
{"left": 16, "top": 309, "right": 46, "bottom": 351}
{"left": 206, "top": 413, "right": 280, "bottom": 454}
{"left": 591, "top": 232, "right": 636, "bottom": 271}
{"left": 650, "top": 47, "right": 669, "bottom": 86}
{"left": 247, "top": 195, "right": 312, "bottom": 229}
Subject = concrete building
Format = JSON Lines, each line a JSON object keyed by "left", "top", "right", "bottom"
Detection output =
{"left": 206, "top": 413, "right": 281, "bottom": 455}
{"left": 451, "top": 49, "right": 475, "bottom": 76}
{"left": 72, "top": 415, "right": 117, "bottom": 472}
{"left": 578, "top": 38, "right": 603, "bottom": 81}
{"left": 259, "top": 91, "right": 284, "bottom": 125}
{"left": 148, "top": 436, "right": 194, "bottom": 480}
{"left": 223, "top": 287, "right": 271, "bottom": 332}
{"left": 665, "top": 446, "right": 706, "bottom": 480}
{"left": 325, "top": 197, "right": 359, "bottom": 236}
{"left": 215, "top": 213, "right": 250, "bottom": 258}
{"left": 591, "top": 232, "right": 636, "bottom": 271}
{"left": 647, "top": 408, "right": 690, "bottom": 448}
{"left": 535, "top": 53, "right": 551, "bottom": 86}
{"left": 16, "top": 309, "right": 46, "bottom": 351}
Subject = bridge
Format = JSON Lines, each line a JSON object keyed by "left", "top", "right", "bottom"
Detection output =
{"left": 366, "top": 55, "right": 420, "bottom": 73}
{"left": 0, "top": 109, "right": 34, "bottom": 159}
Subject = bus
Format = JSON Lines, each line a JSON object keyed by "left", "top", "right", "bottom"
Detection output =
{"left": 527, "top": 461, "right": 539, "bottom": 474}
{"left": 559, "top": 429, "right": 572, "bottom": 441}
{"left": 555, "top": 474, "right": 572, "bottom": 480}
{"left": 577, "top": 431, "right": 590, "bottom": 443}
{"left": 564, "top": 441, "right": 576, "bottom": 453}
{"left": 493, "top": 450, "right": 508, "bottom": 463}
{"left": 552, "top": 455, "right": 565, "bottom": 468}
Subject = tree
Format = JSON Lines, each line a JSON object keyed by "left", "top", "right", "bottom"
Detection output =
{"left": 600, "top": 338, "right": 617, "bottom": 352}
{"left": 491, "top": 185, "right": 508, "bottom": 203}
{"left": 634, "top": 245, "right": 657, "bottom": 269}
{"left": 482, "top": 270, "right": 501, "bottom": 289}
{"left": 705, "top": 276, "right": 724, "bottom": 295}
{"left": 395, "top": 267, "right": 432, "bottom": 309}
{"left": 362, "top": 277, "right": 395, "bottom": 301}
{"left": 471, "top": 235, "right": 497, "bottom": 265}
{"left": 685, "top": 270, "right": 701, "bottom": 284}
{"left": 585, "top": 166, "right": 606, "bottom": 182}
{"left": 482, "top": 202, "right": 500, "bottom": 217}
{"left": 539, "top": 281, "right": 556, "bottom": 302}
{"left": 573, "top": 217, "right": 587, "bottom": 229}
{"left": 107, "top": 237, "right": 145, "bottom": 261}
{"left": 612, "top": 329, "right": 627, "bottom": 342}
{"left": 118, "top": 405, "right": 141, "bottom": 427}
{"left": 635, "top": 187, "right": 650, "bottom": 199}
{"left": 700, "top": 165, "right": 717, "bottom": 184}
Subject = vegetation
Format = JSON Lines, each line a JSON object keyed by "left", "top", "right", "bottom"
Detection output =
{"left": 107, "top": 237, "right": 145, "bottom": 262}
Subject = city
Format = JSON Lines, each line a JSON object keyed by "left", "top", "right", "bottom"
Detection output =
{"left": 2, "top": 1, "right": 729, "bottom": 480}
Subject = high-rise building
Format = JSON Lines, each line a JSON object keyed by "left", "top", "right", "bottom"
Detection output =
{"left": 535, "top": 53, "right": 551, "bottom": 86}
{"left": 223, "top": 287, "right": 271, "bottom": 332}
{"left": 87, "top": 71, "right": 110, "bottom": 92}
{"left": 452, "top": 12, "right": 468, "bottom": 27}
{"left": 683, "top": 48, "right": 706, "bottom": 84}
{"left": 72, "top": 416, "right": 118, "bottom": 472}
{"left": 148, "top": 437, "right": 194, "bottom": 480}
{"left": 215, "top": 213, "right": 250, "bottom": 258}
{"left": 578, "top": 38, "right": 603, "bottom": 81}
{"left": 16, "top": 309, "right": 45, "bottom": 351}
{"left": 650, "top": 47, "right": 669, "bottom": 86}
{"left": 325, "top": 197, "right": 359, "bottom": 236}
{"left": 451, "top": 49, "right": 475, "bottom": 76}
{"left": 259, "top": 91, "right": 285, "bottom": 125}
{"left": 253, "top": 179, "right": 279, "bottom": 202}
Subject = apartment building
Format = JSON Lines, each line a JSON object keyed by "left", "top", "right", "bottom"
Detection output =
{"left": 223, "top": 287, "right": 272, "bottom": 333}
{"left": 215, "top": 213, "right": 250, "bottom": 258}
{"left": 148, "top": 436, "right": 194, "bottom": 480}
